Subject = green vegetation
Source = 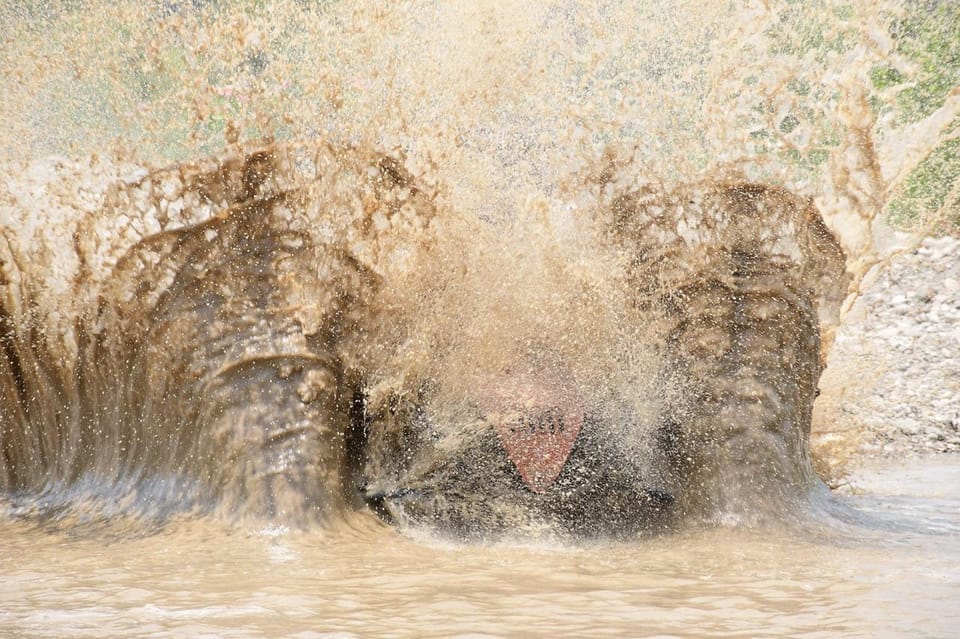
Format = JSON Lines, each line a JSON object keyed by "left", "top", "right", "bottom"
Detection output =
{"left": 744, "top": 1, "right": 959, "bottom": 234}
{"left": 887, "top": 118, "right": 960, "bottom": 233}
{"left": 879, "top": 3, "right": 960, "bottom": 232}
{"left": 887, "top": 2, "right": 960, "bottom": 125}
{"left": 1, "top": 1, "right": 957, "bottom": 234}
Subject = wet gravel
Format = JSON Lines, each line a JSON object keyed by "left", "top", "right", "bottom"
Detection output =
{"left": 817, "top": 235, "right": 960, "bottom": 458}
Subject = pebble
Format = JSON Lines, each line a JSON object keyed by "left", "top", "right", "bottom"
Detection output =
{"left": 820, "top": 235, "right": 960, "bottom": 457}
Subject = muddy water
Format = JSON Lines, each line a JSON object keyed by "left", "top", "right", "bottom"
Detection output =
{"left": 3, "top": 1, "right": 960, "bottom": 637}
{"left": 0, "top": 458, "right": 957, "bottom": 638}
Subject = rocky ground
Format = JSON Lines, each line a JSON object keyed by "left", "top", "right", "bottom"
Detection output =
{"left": 813, "top": 234, "right": 960, "bottom": 473}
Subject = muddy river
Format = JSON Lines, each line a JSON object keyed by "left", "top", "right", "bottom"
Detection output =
{"left": 2, "top": 1, "right": 959, "bottom": 637}
{"left": 0, "top": 458, "right": 957, "bottom": 638}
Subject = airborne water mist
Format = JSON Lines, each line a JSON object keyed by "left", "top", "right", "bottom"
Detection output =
{"left": 0, "top": 1, "right": 958, "bottom": 536}
{"left": 2, "top": 3, "right": 960, "bottom": 638}
{"left": 0, "top": 135, "right": 845, "bottom": 540}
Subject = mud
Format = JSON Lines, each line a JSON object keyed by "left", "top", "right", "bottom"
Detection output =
{"left": 0, "top": 141, "right": 850, "bottom": 540}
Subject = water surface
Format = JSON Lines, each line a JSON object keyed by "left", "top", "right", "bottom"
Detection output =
{"left": 2, "top": 2, "right": 960, "bottom": 637}
{"left": 2, "top": 457, "right": 957, "bottom": 638}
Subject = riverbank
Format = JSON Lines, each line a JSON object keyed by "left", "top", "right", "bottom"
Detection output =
{"left": 813, "top": 234, "right": 960, "bottom": 480}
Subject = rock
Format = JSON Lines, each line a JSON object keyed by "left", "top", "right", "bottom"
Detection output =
{"left": 819, "top": 233, "right": 960, "bottom": 462}
{"left": 898, "top": 419, "right": 922, "bottom": 436}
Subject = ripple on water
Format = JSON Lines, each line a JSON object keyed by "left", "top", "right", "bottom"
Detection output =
{"left": 3, "top": 459, "right": 958, "bottom": 638}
